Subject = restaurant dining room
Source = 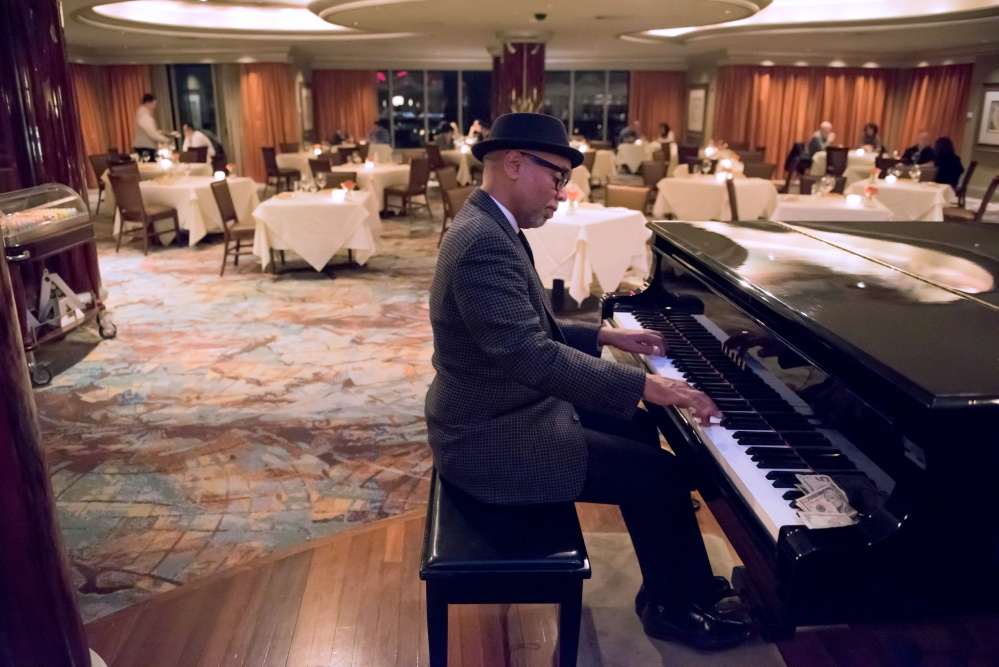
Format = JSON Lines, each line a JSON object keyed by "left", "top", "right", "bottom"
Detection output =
{"left": 3, "top": 0, "right": 999, "bottom": 665}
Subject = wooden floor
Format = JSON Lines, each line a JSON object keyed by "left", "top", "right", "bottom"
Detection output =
{"left": 86, "top": 499, "right": 999, "bottom": 666}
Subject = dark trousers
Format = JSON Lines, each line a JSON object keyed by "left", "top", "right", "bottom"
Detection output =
{"left": 574, "top": 408, "right": 715, "bottom": 605}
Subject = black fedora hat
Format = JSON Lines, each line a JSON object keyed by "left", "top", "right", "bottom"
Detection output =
{"left": 472, "top": 113, "right": 583, "bottom": 168}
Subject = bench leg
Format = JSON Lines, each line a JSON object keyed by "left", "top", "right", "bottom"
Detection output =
{"left": 557, "top": 581, "right": 583, "bottom": 667}
{"left": 426, "top": 583, "right": 449, "bottom": 667}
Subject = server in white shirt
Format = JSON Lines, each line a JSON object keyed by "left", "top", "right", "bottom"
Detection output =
{"left": 133, "top": 93, "right": 173, "bottom": 161}
{"left": 181, "top": 123, "right": 216, "bottom": 163}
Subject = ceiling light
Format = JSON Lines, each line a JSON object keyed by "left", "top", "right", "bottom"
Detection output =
{"left": 92, "top": 0, "right": 346, "bottom": 32}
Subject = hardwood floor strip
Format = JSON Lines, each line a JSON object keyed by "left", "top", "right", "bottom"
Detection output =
{"left": 173, "top": 578, "right": 238, "bottom": 667}
{"left": 285, "top": 538, "right": 351, "bottom": 667}
{"left": 458, "top": 604, "right": 486, "bottom": 667}
{"left": 372, "top": 552, "right": 403, "bottom": 667}
{"left": 384, "top": 520, "right": 405, "bottom": 564}
{"left": 85, "top": 611, "right": 140, "bottom": 665}
{"left": 327, "top": 531, "right": 375, "bottom": 667}
{"left": 242, "top": 550, "right": 313, "bottom": 666}
{"left": 395, "top": 517, "right": 425, "bottom": 667}
{"left": 217, "top": 562, "right": 277, "bottom": 667}
{"left": 349, "top": 528, "right": 388, "bottom": 666}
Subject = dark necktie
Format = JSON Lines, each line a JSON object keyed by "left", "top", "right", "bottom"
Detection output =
{"left": 517, "top": 230, "right": 535, "bottom": 267}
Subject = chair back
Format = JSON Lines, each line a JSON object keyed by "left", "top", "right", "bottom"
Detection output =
{"left": 261, "top": 146, "right": 279, "bottom": 175}
{"left": 210, "top": 179, "right": 239, "bottom": 240}
{"left": 443, "top": 185, "right": 476, "bottom": 222}
{"left": 425, "top": 143, "right": 447, "bottom": 170}
{"left": 652, "top": 150, "right": 666, "bottom": 163}
{"left": 309, "top": 157, "right": 332, "bottom": 178}
{"left": 108, "top": 170, "right": 146, "bottom": 222}
{"left": 357, "top": 143, "right": 370, "bottom": 160}
{"left": 677, "top": 144, "right": 700, "bottom": 166}
{"left": 784, "top": 143, "right": 808, "bottom": 173}
{"left": 108, "top": 161, "right": 140, "bottom": 179}
{"left": 825, "top": 146, "right": 849, "bottom": 176}
{"left": 279, "top": 142, "right": 300, "bottom": 154}
{"left": 408, "top": 157, "right": 431, "bottom": 193}
{"left": 725, "top": 177, "right": 739, "bottom": 220}
{"left": 743, "top": 162, "right": 776, "bottom": 180}
{"left": 179, "top": 147, "right": 208, "bottom": 163}
{"left": 338, "top": 146, "right": 357, "bottom": 163}
{"left": 739, "top": 150, "right": 766, "bottom": 164}
{"left": 956, "top": 160, "right": 977, "bottom": 207}
{"left": 605, "top": 184, "right": 650, "bottom": 212}
{"left": 971, "top": 175, "right": 999, "bottom": 223}
{"left": 799, "top": 174, "right": 846, "bottom": 195}
{"left": 918, "top": 166, "right": 937, "bottom": 183}
{"left": 325, "top": 151, "right": 344, "bottom": 166}
{"left": 728, "top": 141, "right": 749, "bottom": 151}
{"left": 589, "top": 140, "right": 611, "bottom": 150}
{"left": 88, "top": 153, "right": 111, "bottom": 184}
{"left": 436, "top": 165, "right": 458, "bottom": 192}
{"left": 108, "top": 152, "right": 134, "bottom": 166}
{"left": 581, "top": 150, "right": 596, "bottom": 173}
{"left": 640, "top": 161, "right": 666, "bottom": 188}
{"left": 325, "top": 172, "right": 357, "bottom": 189}
{"left": 875, "top": 156, "right": 900, "bottom": 177}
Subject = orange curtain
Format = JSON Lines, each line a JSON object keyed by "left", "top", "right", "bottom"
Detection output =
{"left": 104, "top": 65, "right": 152, "bottom": 156}
{"left": 894, "top": 64, "right": 973, "bottom": 151}
{"left": 69, "top": 64, "right": 111, "bottom": 188}
{"left": 312, "top": 70, "right": 378, "bottom": 145}
{"left": 714, "top": 64, "right": 972, "bottom": 177}
{"left": 240, "top": 63, "right": 299, "bottom": 183}
{"left": 628, "top": 71, "right": 687, "bottom": 141}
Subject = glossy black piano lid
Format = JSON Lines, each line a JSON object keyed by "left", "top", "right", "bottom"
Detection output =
{"left": 648, "top": 220, "right": 999, "bottom": 408}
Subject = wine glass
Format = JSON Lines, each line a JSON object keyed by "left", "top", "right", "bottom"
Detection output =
{"left": 909, "top": 164, "right": 921, "bottom": 182}
{"left": 818, "top": 174, "right": 836, "bottom": 196}
{"left": 316, "top": 173, "right": 327, "bottom": 190}
{"left": 700, "top": 158, "right": 713, "bottom": 175}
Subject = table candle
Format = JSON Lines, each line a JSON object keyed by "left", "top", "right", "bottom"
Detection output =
{"left": 846, "top": 194, "right": 862, "bottom": 206}
{"left": 885, "top": 174, "right": 897, "bottom": 183}
{"left": 213, "top": 171, "right": 226, "bottom": 181}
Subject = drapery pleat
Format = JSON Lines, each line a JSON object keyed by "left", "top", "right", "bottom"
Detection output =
{"left": 311, "top": 70, "right": 378, "bottom": 145}
{"left": 105, "top": 65, "right": 153, "bottom": 155}
{"left": 149, "top": 65, "right": 174, "bottom": 134}
{"left": 713, "top": 64, "right": 972, "bottom": 176}
{"left": 240, "top": 63, "right": 299, "bottom": 183}
{"left": 216, "top": 64, "right": 244, "bottom": 177}
{"left": 69, "top": 64, "right": 110, "bottom": 188}
{"left": 627, "top": 71, "right": 687, "bottom": 142}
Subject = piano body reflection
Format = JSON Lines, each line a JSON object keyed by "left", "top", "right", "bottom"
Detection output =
{"left": 602, "top": 219, "right": 999, "bottom": 638}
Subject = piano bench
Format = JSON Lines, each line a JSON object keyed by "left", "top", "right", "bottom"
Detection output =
{"left": 419, "top": 469, "right": 591, "bottom": 667}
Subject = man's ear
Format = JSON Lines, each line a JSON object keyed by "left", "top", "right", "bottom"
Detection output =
{"left": 502, "top": 151, "right": 522, "bottom": 181}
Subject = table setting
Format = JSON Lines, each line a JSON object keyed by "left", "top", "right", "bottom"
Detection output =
{"left": 328, "top": 162, "right": 410, "bottom": 210}
{"left": 810, "top": 149, "right": 878, "bottom": 187}
{"left": 771, "top": 191, "right": 893, "bottom": 222}
{"left": 652, "top": 172, "right": 777, "bottom": 221}
{"left": 844, "top": 176, "right": 954, "bottom": 221}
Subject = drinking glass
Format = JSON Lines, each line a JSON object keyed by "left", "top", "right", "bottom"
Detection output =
{"left": 909, "top": 165, "right": 921, "bottom": 182}
{"left": 316, "top": 173, "right": 327, "bottom": 190}
{"left": 701, "top": 158, "right": 713, "bottom": 175}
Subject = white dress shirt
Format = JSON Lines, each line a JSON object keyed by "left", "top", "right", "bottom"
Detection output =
{"left": 133, "top": 105, "right": 170, "bottom": 149}
{"left": 182, "top": 131, "right": 216, "bottom": 162}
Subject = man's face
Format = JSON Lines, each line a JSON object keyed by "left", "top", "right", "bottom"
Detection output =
{"left": 515, "top": 150, "right": 570, "bottom": 229}
{"left": 917, "top": 132, "right": 930, "bottom": 149}
{"left": 820, "top": 123, "right": 832, "bottom": 137}
{"left": 183, "top": 127, "right": 193, "bottom": 138}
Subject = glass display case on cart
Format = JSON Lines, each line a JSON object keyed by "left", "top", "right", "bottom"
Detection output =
{"left": 1, "top": 183, "right": 115, "bottom": 386}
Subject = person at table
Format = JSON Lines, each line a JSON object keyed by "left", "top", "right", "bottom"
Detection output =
{"left": 902, "top": 131, "right": 935, "bottom": 165}
{"left": 133, "top": 93, "right": 173, "bottom": 161}
{"left": 427, "top": 111, "right": 751, "bottom": 652}
{"left": 434, "top": 121, "right": 455, "bottom": 150}
{"left": 330, "top": 128, "right": 352, "bottom": 145}
{"left": 858, "top": 122, "right": 883, "bottom": 153}
{"left": 618, "top": 119, "right": 643, "bottom": 144}
{"left": 932, "top": 137, "right": 964, "bottom": 189}
{"left": 657, "top": 122, "right": 675, "bottom": 145}
{"left": 806, "top": 121, "right": 835, "bottom": 157}
{"left": 367, "top": 118, "right": 391, "bottom": 144}
{"left": 181, "top": 123, "right": 216, "bottom": 163}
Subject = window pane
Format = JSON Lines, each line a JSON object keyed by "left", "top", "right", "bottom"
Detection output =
{"left": 607, "top": 71, "right": 629, "bottom": 147}
{"left": 171, "top": 64, "right": 216, "bottom": 134}
{"left": 461, "top": 71, "right": 491, "bottom": 135}
{"left": 571, "top": 71, "right": 604, "bottom": 141}
{"left": 427, "top": 71, "right": 459, "bottom": 137}
{"left": 391, "top": 70, "right": 424, "bottom": 148}
{"left": 542, "top": 71, "right": 571, "bottom": 131}
{"left": 377, "top": 70, "right": 390, "bottom": 121}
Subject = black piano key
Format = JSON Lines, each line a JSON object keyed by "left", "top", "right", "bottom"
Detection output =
{"left": 783, "top": 490, "right": 805, "bottom": 501}
{"left": 755, "top": 460, "right": 810, "bottom": 470}
{"left": 765, "top": 471, "right": 805, "bottom": 487}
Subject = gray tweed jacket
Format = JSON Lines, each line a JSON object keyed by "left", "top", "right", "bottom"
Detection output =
{"left": 425, "top": 188, "right": 647, "bottom": 504}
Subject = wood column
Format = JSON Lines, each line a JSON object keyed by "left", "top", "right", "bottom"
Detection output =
{"left": 492, "top": 42, "right": 546, "bottom": 120}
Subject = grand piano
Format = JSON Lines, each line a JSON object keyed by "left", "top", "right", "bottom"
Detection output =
{"left": 602, "top": 219, "right": 999, "bottom": 638}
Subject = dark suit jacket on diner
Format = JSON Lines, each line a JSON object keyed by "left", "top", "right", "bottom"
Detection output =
{"left": 902, "top": 145, "right": 935, "bottom": 165}
{"left": 934, "top": 153, "right": 964, "bottom": 189}
{"left": 425, "top": 188, "right": 647, "bottom": 505}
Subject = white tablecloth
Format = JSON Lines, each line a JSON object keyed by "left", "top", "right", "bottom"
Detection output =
{"left": 810, "top": 150, "right": 877, "bottom": 187}
{"left": 252, "top": 190, "right": 381, "bottom": 270}
{"left": 113, "top": 176, "right": 259, "bottom": 246}
{"left": 569, "top": 166, "right": 591, "bottom": 201}
{"left": 275, "top": 152, "right": 313, "bottom": 176}
{"left": 590, "top": 150, "right": 617, "bottom": 184}
{"left": 102, "top": 162, "right": 213, "bottom": 211}
{"left": 523, "top": 204, "right": 651, "bottom": 304}
{"left": 328, "top": 163, "right": 410, "bottom": 209}
{"left": 652, "top": 175, "right": 778, "bottom": 221}
{"left": 616, "top": 141, "right": 660, "bottom": 173}
{"left": 771, "top": 194, "right": 893, "bottom": 222}
{"left": 440, "top": 149, "right": 480, "bottom": 185}
{"left": 844, "top": 180, "right": 955, "bottom": 221}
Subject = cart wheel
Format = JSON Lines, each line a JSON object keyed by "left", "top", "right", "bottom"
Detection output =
{"left": 98, "top": 315, "right": 117, "bottom": 339}
{"left": 30, "top": 365, "right": 53, "bottom": 387}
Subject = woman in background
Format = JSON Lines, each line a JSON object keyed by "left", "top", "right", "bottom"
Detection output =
{"left": 858, "top": 122, "right": 883, "bottom": 153}
{"left": 657, "top": 122, "right": 675, "bottom": 144}
{"left": 932, "top": 137, "right": 964, "bottom": 189}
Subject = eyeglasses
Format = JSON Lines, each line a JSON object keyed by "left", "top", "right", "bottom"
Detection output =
{"left": 518, "top": 151, "right": 570, "bottom": 191}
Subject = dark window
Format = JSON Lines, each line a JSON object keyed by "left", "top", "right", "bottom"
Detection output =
{"left": 428, "top": 71, "right": 459, "bottom": 136}
{"left": 461, "top": 71, "right": 491, "bottom": 135}
{"left": 170, "top": 64, "right": 216, "bottom": 134}
{"left": 607, "top": 71, "right": 630, "bottom": 146}
{"left": 572, "top": 71, "right": 605, "bottom": 140}
{"left": 391, "top": 70, "right": 425, "bottom": 148}
{"left": 543, "top": 71, "right": 571, "bottom": 131}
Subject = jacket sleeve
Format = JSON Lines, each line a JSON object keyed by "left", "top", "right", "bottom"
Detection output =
{"left": 558, "top": 320, "right": 602, "bottom": 357}
{"left": 451, "top": 233, "right": 645, "bottom": 418}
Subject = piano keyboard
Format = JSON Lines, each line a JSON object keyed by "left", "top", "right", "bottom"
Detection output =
{"left": 613, "top": 308, "right": 892, "bottom": 540}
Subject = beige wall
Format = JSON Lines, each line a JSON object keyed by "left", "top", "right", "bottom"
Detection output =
{"left": 963, "top": 53, "right": 999, "bottom": 198}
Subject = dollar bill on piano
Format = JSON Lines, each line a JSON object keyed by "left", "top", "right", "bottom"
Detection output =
{"left": 793, "top": 474, "right": 858, "bottom": 528}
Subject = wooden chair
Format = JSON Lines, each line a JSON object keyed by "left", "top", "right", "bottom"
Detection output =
{"left": 604, "top": 184, "right": 650, "bottom": 212}
{"left": 943, "top": 175, "right": 999, "bottom": 223}
{"left": 261, "top": 146, "right": 300, "bottom": 196}
{"left": 677, "top": 144, "right": 700, "bottom": 167}
{"left": 327, "top": 150, "right": 345, "bottom": 167}
{"left": 107, "top": 153, "right": 135, "bottom": 166}
{"left": 356, "top": 143, "right": 370, "bottom": 160}
{"left": 875, "top": 156, "right": 900, "bottom": 178}
{"left": 324, "top": 171, "right": 358, "bottom": 189}
{"left": 739, "top": 150, "right": 766, "bottom": 164}
{"left": 210, "top": 179, "right": 258, "bottom": 276}
{"left": 385, "top": 156, "right": 432, "bottom": 220}
{"left": 589, "top": 140, "right": 611, "bottom": 150}
{"left": 88, "top": 153, "right": 110, "bottom": 215}
{"left": 640, "top": 160, "right": 667, "bottom": 213}
{"left": 279, "top": 142, "right": 300, "bottom": 154}
{"left": 955, "top": 161, "right": 977, "bottom": 208}
{"left": 725, "top": 177, "right": 740, "bottom": 221}
{"left": 179, "top": 147, "right": 207, "bottom": 163}
{"left": 436, "top": 165, "right": 458, "bottom": 193}
{"left": 439, "top": 185, "right": 475, "bottom": 247}
{"left": 918, "top": 166, "right": 938, "bottom": 183}
{"left": 581, "top": 150, "right": 596, "bottom": 174}
{"left": 825, "top": 146, "right": 849, "bottom": 176}
{"left": 799, "top": 174, "right": 846, "bottom": 195}
{"left": 743, "top": 162, "right": 776, "bottom": 180}
{"left": 425, "top": 143, "right": 448, "bottom": 173}
{"left": 108, "top": 170, "right": 180, "bottom": 255}
{"left": 652, "top": 149, "right": 666, "bottom": 163}
{"left": 728, "top": 140, "right": 749, "bottom": 151}
{"left": 338, "top": 146, "right": 358, "bottom": 163}
{"left": 309, "top": 157, "right": 332, "bottom": 179}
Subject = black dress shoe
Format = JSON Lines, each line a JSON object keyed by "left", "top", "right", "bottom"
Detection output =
{"left": 634, "top": 576, "right": 733, "bottom": 616}
{"left": 640, "top": 601, "right": 752, "bottom": 651}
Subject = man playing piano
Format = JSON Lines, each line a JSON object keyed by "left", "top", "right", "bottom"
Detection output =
{"left": 425, "top": 112, "right": 752, "bottom": 651}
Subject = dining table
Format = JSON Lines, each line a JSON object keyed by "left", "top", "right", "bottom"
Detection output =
{"left": 440, "top": 148, "right": 481, "bottom": 185}
{"left": 844, "top": 179, "right": 955, "bottom": 221}
{"left": 522, "top": 202, "right": 651, "bottom": 304}
{"left": 770, "top": 193, "right": 893, "bottom": 222}
{"left": 328, "top": 163, "right": 410, "bottom": 210}
{"left": 113, "top": 175, "right": 259, "bottom": 246}
{"left": 251, "top": 189, "right": 381, "bottom": 271}
{"left": 102, "top": 161, "right": 213, "bottom": 211}
{"left": 568, "top": 165, "right": 592, "bottom": 201}
{"left": 616, "top": 141, "right": 661, "bottom": 174}
{"left": 810, "top": 150, "right": 878, "bottom": 187}
{"left": 589, "top": 150, "right": 617, "bottom": 184}
{"left": 652, "top": 174, "right": 778, "bottom": 221}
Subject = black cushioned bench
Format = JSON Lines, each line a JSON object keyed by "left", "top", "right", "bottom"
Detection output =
{"left": 419, "top": 468, "right": 591, "bottom": 666}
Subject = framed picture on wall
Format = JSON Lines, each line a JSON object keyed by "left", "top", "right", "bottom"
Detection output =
{"left": 978, "top": 85, "right": 999, "bottom": 148}
{"left": 687, "top": 85, "right": 707, "bottom": 136}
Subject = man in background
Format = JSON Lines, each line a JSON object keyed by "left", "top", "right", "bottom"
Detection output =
{"left": 618, "top": 119, "right": 643, "bottom": 144}
{"left": 181, "top": 123, "right": 216, "bottom": 163}
{"left": 133, "top": 93, "right": 173, "bottom": 161}
{"left": 807, "top": 121, "right": 835, "bottom": 156}
{"left": 367, "top": 118, "right": 391, "bottom": 144}
{"left": 902, "top": 131, "right": 936, "bottom": 165}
